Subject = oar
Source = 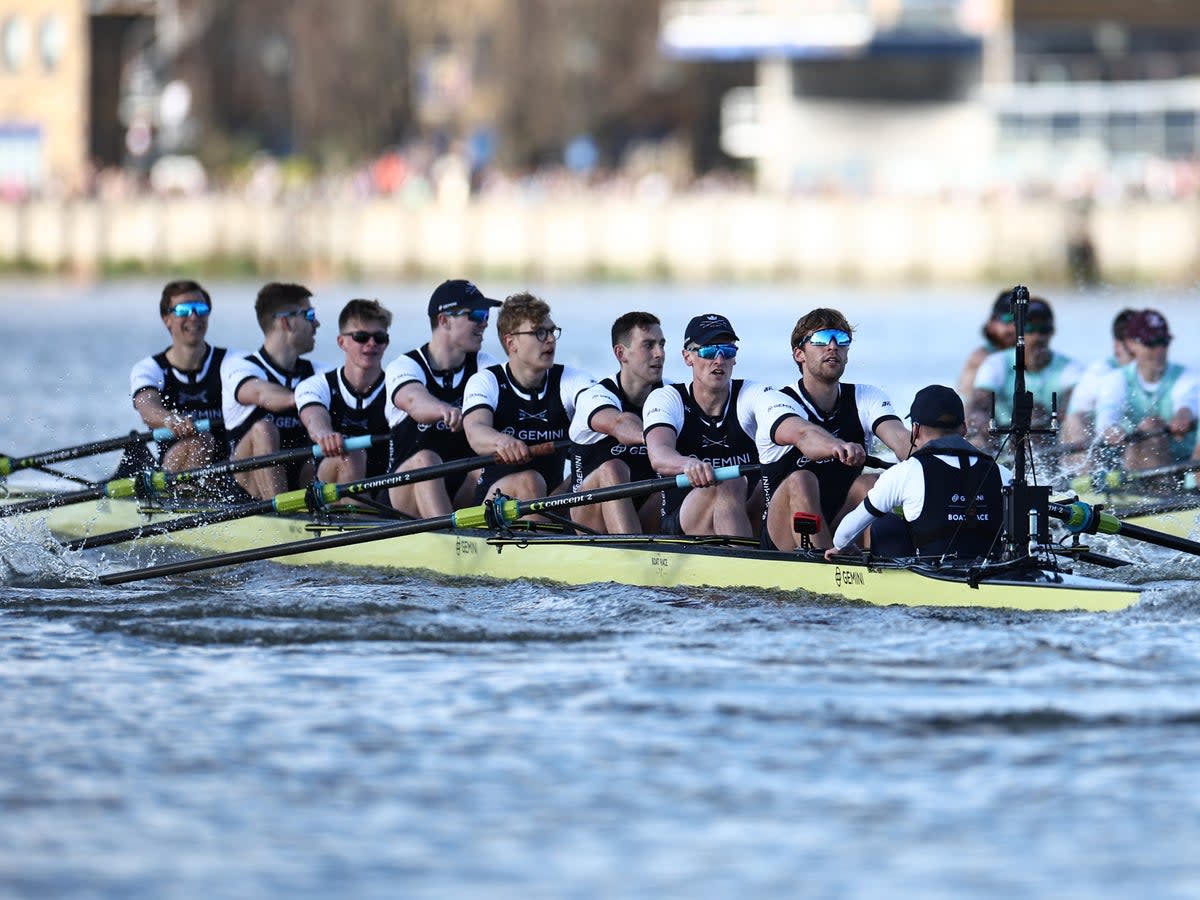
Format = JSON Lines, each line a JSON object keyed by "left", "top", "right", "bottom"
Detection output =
{"left": 1049, "top": 499, "right": 1200, "bottom": 556}
{"left": 98, "top": 463, "right": 759, "bottom": 585}
{"left": 1051, "top": 422, "right": 1197, "bottom": 459}
{"left": 1070, "top": 457, "right": 1200, "bottom": 495}
{"left": 0, "top": 451, "right": 94, "bottom": 487}
{"left": 0, "top": 421, "right": 211, "bottom": 477}
{"left": 1, "top": 433, "right": 384, "bottom": 519}
{"left": 66, "top": 439, "right": 567, "bottom": 551}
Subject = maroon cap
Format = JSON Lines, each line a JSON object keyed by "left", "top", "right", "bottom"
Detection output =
{"left": 1126, "top": 308, "right": 1171, "bottom": 344}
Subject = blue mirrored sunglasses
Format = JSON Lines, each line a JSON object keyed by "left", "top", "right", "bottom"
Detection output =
{"left": 803, "top": 328, "right": 852, "bottom": 347}
{"left": 276, "top": 308, "right": 317, "bottom": 322}
{"left": 448, "top": 308, "right": 490, "bottom": 324}
{"left": 693, "top": 342, "right": 738, "bottom": 360}
{"left": 171, "top": 300, "right": 211, "bottom": 318}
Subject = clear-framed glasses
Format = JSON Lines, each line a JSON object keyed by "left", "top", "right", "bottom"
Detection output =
{"left": 802, "top": 328, "right": 852, "bottom": 348}
{"left": 510, "top": 326, "right": 562, "bottom": 342}
{"left": 171, "top": 300, "right": 211, "bottom": 318}
{"left": 448, "top": 308, "right": 490, "bottom": 324}
{"left": 691, "top": 342, "right": 738, "bottom": 360}
{"left": 276, "top": 308, "right": 317, "bottom": 322}
{"left": 341, "top": 330, "right": 390, "bottom": 345}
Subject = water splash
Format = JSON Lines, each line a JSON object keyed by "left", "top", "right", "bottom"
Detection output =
{"left": 0, "top": 516, "right": 96, "bottom": 585}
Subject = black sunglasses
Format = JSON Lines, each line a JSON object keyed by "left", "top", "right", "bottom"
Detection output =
{"left": 342, "top": 330, "right": 390, "bottom": 345}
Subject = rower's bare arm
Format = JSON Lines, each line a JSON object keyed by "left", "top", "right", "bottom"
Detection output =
{"left": 132, "top": 389, "right": 197, "bottom": 435}
{"left": 463, "top": 408, "right": 531, "bottom": 463}
{"left": 300, "top": 406, "right": 344, "bottom": 456}
{"left": 394, "top": 382, "right": 462, "bottom": 431}
{"left": 592, "top": 408, "right": 645, "bottom": 446}
{"left": 874, "top": 419, "right": 912, "bottom": 461}
{"left": 956, "top": 347, "right": 987, "bottom": 400}
{"left": 774, "top": 415, "right": 864, "bottom": 466}
{"left": 645, "top": 426, "right": 715, "bottom": 485}
{"left": 236, "top": 378, "right": 297, "bottom": 413}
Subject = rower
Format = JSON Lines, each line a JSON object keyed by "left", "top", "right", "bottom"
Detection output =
{"left": 825, "top": 385, "right": 1011, "bottom": 561}
{"left": 221, "top": 282, "right": 327, "bottom": 500}
{"left": 956, "top": 290, "right": 1018, "bottom": 422}
{"left": 568, "top": 311, "right": 666, "bottom": 534}
{"left": 462, "top": 291, "right": 595, "bottom": 503}
{"left": 295, "top": 298, "right": 394, "bottom": 487}
{"left": 385, "top": 279, "right": 502, "bottom": 517}
{"left": 1093, "top": 308, "right": 1200, "bottom": 471}
{"left": 1060, "top": 307, "right": 1137, "bottom": 454}
{"left": 127, "top": 279, "right": 230, "bottom": 473}
{"left": 967, "top": 295, "right": 1084, "bottom": 454}
{"left": 762, "top": 308, "right": 911, "bottom": 550}
{"left": 643, "top": 313, "right": 859, "bottom": 540}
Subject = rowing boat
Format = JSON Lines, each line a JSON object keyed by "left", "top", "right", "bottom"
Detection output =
{"left": 20, "top": 495, "right": 1140, "bottom": 613}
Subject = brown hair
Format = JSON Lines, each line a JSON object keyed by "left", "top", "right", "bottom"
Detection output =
{"left": 611, "top": 311, "right": 661, "bottom": 347}
{"left": 159, "top": 280, "right": 210, "bottom": 317}
{"left": 338, "top": 298, "right": 392, "bottom": 331}
{"left": 790, "top": 308, "right": 854, "bottom": 349}
{"left": 254, "top": 282, "right": 313, "bottom": 331}
{"left": 497, "top": 291, "right": 551, "bottom": 341}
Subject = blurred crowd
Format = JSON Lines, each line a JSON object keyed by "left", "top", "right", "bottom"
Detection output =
{"left": 7, "top": 142, "right": 1200, "bottom": 207}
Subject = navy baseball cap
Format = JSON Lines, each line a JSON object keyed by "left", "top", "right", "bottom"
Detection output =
{"left": 684, "top": 313, "right": 738, "bottom": 346}
{"left": 908, "top": 385, "right": 965, "bottom": 428}
{"left": 428, "top": 280, "right": 502, "bottom": 317}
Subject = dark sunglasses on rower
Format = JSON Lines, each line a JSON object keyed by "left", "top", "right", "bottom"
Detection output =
{"left": 342, "top": 330, "right": 390, "bottom": 345}
{"left": 802, "top": 328, "right": 852, "bottom": 347}
{"left": 171, "top": 301, "right": 211, "bottom": 317}
{"left": 692, "top": 342, "right": 738, "bottom": 360}
{"left": 448, "top": 308, "right": 490, "bottom": 324}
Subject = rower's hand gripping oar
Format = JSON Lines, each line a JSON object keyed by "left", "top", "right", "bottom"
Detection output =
{"left": 66, "top": 440, "right": 568, "bottom": 551}
{"left": 1050, "top": 499, "right": 1200, "bottom": 556}
{"left": 1, "top": 432, "right": 383, "bottom": 519}
{"left": 97, "top": 463, "right": 760, "bottom": 585}
{"left": 0, "top": 421, "right": 210, "bottom": 477}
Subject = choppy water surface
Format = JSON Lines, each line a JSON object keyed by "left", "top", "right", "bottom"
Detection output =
{"left": 4, "top": 279, "right": 1200, "bottom": 899}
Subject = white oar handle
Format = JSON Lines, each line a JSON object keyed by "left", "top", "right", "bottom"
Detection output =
{"left": 312, "top": 434, "right": 375, "bottom": 459}
{"left": 675, "top": 464, "right": 748, "bottom": 489}
{"left": 150, "top": 418, "right": 212, "bottom": 441}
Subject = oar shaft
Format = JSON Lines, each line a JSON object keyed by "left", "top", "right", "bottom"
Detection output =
{"left": 1049, "top": 500, "right": 1200, "bottom": 555}
{"left": 0, "top": 421, "right": 209, "bottom": 475}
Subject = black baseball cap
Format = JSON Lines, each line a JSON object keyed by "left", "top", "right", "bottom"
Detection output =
{"left": 428, "top": 279, "right": 502, "bottom": 317}
{"left": 684, "top": 313, "right": 738, "bottom": 346}
{"left": 908, "top": 385, "right": 965, "bottom": 429}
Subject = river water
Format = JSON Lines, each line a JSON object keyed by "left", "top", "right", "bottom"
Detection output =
{"left": 3, "top": 279, "right": 1200, "bottom": 899}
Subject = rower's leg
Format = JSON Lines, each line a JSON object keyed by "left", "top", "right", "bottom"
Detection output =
{"left": 389, "top": 450, "right": 451, "bottom": 517}
{"left": 679, "top": 476, "right": 751, "bottom": 537}
{"left": 570, "top": 459, "right": 639, "bottom": 534}
{"left": 767, "top": 469, "right": 830, "bottom": 550}
{"left": 232, "top": 420, "right": 284, "bottom": 500}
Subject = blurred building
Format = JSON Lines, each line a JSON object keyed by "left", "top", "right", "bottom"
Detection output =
{"left": 660, "top": 0, "right": 1200, "bottom": 194}
{"left": 0, "top": 0, "right": 88, "bottom": 195}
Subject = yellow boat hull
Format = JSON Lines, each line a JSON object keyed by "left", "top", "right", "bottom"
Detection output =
{"left": 21, "top": 497, "right": 1142, "bottom": 614}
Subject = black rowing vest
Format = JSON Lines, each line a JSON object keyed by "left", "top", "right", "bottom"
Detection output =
{"left": 571, "top": 375, "right": 657, "bottom": 487}
{"left": 227, "top": 349, "right": 316, "bottom": 451}
{"left": 767, "top": 382, "right": 867, "bottom": 522}
{"left": 391, "top": 345, "right": 482, "bottom": 463}
{"left": 479, "top": 363, "right": 571, "bottom": 490}
{"left": 151, "top": 345, "right": 228, "bottom": 454}
{"left": 660, "top": 380, "right": 758, "bottom": 518}
{"left": 322, "top": 368, "right": 392, "bottom": 476}
{"left": 902, "top": 435, "right": 1003, "bottom": 558}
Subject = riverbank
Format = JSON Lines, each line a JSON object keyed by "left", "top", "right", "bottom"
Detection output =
{"left": 2, "top": 195, "right": 1196, "bottom": 284}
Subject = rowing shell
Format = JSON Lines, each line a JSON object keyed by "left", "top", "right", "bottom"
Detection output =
{"left": 26, "top": 497, "right": 1141, "bottom": 613}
